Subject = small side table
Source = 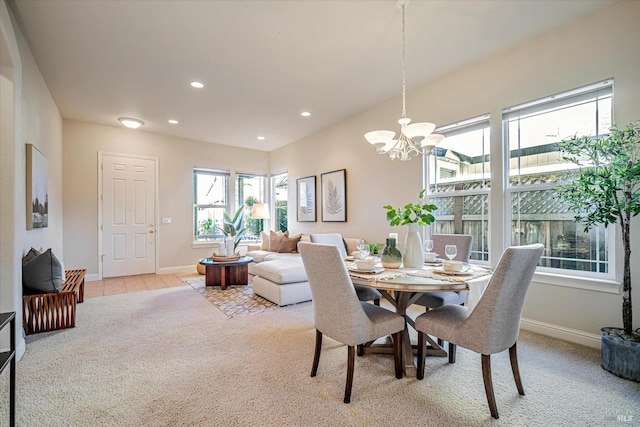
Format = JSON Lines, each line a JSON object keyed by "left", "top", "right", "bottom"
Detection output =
{"left": 0, "top": 311, "right": 16, "bottom": 427}
{"left": 199, "top": 256, "right": 253, "bottom": 290}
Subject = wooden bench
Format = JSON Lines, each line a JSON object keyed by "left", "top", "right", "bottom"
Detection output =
{"left": 22, "top": 269, "right": 86, "bottom": 335}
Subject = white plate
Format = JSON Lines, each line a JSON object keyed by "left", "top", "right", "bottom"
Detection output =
{"left": 434, "top": 266, "right": 471, "bottom": 275}
{"left": 348, "top": 266, "right": 383, "bottom": 274}
{"left": 344, "top": 256, "right": 354, "bottom": 261}
{"left": 424, "top": 258, "right": 445, "bottom": 265}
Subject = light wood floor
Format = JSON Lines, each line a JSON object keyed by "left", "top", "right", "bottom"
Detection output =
{"left": 85, "top": 273, "right": 193, "bottom": 298}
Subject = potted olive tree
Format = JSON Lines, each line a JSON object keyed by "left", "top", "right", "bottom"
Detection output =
{"left": 554, "top": 121, "right": 639, "bottom": 381}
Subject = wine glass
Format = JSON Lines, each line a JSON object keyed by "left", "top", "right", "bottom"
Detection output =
{"left": 424, "top": 239, "right": 434, "bottom": 253}
{"left": 445, "top": 245, "right": 457, "bottom": 261}
{"left": 356, "top": 240, "right": 370, "bottom": 259}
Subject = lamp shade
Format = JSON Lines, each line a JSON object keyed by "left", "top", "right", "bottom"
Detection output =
{"left": 402, "top": 122, "right": 436, "bottom": 140}
{"left": 252, "top": 203, "right": 270, "bottom": 220}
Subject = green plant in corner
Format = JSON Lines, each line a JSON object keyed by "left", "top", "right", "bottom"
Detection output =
{"left": 217, "top": 206, "right": 248, "bottom": 252}
{"left": 554, "top": 121, "right": 639, "bottom": 346}
{"left": 383, "top": 189, "right": 437, "bottom": 226}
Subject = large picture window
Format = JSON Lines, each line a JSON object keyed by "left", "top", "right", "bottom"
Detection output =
{"left": 193, "top": 168, "right": 229, "bottom": 242}
{"left": 425, "top": 115, "right": 490, "bottom": 262}
{"left": 503, "top": 79, "right": 613, "bottom": 276}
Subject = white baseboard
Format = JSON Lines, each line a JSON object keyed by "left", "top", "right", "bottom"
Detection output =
{"left": 521, "top": 317, "right": 601, "bottom": 349}
{"left": 158, "top": 265, "right": 196, "bottom": 275}
{"left": 85, "top": 273, "right": 100, "bottom": 282}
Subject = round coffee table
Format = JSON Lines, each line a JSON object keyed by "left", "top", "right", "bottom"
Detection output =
{"left": 198, "top": 256, "right": 253, "bottom": 290}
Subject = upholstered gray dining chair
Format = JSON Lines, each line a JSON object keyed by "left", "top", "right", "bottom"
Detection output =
{"left": 415, "top": 233, "right": 473, "bottom": 362}
{"left": 309, "top": 233, "right": 382, "bottom": 305}
{"left": 415, "top": 243, "right": 544, "bottom": 419}
{"left": 299, "top": 242, "right": 404, "bottom": 403}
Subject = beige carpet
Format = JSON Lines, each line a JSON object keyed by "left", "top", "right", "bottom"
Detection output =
{"left": 2, "top": 286, "right": 639, "bottom": 427}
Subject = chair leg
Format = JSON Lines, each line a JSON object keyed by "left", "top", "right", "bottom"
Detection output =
{"left": 481, "top": 354, "right": 499, "bottom": 419}
{"left": 357, "top": 344, "right": 364, "bottom": 356}
{"left": 344, "top": 345, "right": 355, "bottom": 403}
{"left": 392, "top": 331, "right": 403, "bottom": 379}
{"left": 311, "top": 329, "right": 322, "bottom": 377}
{"left": 448, "top": 343, "right": 457, "bottom": 364}
{"left": 374, "top": 298, "right": 380, "bottom": 306}
{"left": 437, "top": 338, "right": 444, "bottom": 346}
{"left": 509, "top": 342, "right": 525, "bottom": 395}
{"left": 417, "top": 331, "right": 425, "bottom": 380}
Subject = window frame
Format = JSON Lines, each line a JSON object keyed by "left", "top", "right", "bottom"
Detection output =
{"left": 235, "top": 172, "right": 267, "bottom": 243}
{"left": 193, "top": 168, "right": 230, "bottom": 244}
{"left": 502, "top": 78, "right": 617, "bottom": 282}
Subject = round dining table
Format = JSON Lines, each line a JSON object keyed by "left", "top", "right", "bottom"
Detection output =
{"left": 348, "top": 262, "right": 492, "bottom": 377}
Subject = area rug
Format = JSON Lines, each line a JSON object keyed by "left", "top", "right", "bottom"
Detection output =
{"left": 184, "top": 276, "right": 278, "bottom": 318}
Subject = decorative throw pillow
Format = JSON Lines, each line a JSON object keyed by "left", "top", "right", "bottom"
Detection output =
{"left": 22, "top": 248, "right": 64, "bottom": 294}
{"left": 22, "top": 247, "right": 41, "bottom": 264}
{"left": 260, "top": 231, "right": 270, "bottom": 250}
{"left": 268, "top": 230, "right": 288, "bottom": 252}
{"left": 278, "top": 233, "right": 303, "bottom": 253}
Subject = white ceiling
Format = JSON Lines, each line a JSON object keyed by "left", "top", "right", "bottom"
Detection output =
{"left": 11, "top": 0, "right": 616, "bottom": 152}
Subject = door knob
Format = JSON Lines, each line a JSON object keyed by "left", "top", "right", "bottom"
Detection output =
{"left": 149, "top": 230, "right": 154, "bottom": 234}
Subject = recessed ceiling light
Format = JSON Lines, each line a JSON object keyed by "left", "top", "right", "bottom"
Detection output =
{"left": 301, "top": 111, "right": 311, "bottom": 117}
{"left": 190, "top": 81, "right": 204, "bottom": 89}
{"left": 257, "top": 136, "right": 265, "bottom": 140}
{"left": 118, "top": 117, "right": 144, "bottom": 129}
{"left": 168, "top": 119, "right": 179, "bottom": 124}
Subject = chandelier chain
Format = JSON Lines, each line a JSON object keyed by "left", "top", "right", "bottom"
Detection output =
{"left": 401, "top": 3, "right": 407, "bottom": 119}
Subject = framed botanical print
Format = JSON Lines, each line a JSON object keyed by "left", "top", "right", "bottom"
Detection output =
{"left": 296, "top": 175, "right": 316, "bottom": 222}
{"left": 321, "top": 169, "right": 346, "bottom": 222}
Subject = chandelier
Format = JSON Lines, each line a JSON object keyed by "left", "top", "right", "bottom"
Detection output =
{"left": 364, "top": 0, "right": 444, "bottom": 161}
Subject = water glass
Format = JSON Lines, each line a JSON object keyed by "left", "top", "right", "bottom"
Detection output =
{"left": 356, "top": 241, "right": 370, "bottom": 258}
{"left": 424, "top": 239, "right": 434, "bottom": 253}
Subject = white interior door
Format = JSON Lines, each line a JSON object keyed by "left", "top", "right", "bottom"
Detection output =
{"left": 101, "top": 154, "right": 157, "bottom": 278}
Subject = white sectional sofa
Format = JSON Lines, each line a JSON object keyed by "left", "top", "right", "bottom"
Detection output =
{"left": 246, "top": 233, "right": 362, "bottom": 306}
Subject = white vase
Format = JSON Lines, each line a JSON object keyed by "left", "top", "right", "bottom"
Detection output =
{"left": 403, "top": 223, "right": 424, "bottom": 268}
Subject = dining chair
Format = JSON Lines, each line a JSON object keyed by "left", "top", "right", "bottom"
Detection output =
{"left": 415, "top": 243, "right": 544, "bottom": 419}
{"left": 298, "top": 242, "right": 405, "bottom": 403}
{"left": 415, "top": 233, "right": 473, "bottom": 362}
{"left": 309, "top": 233, "right": 382, "bottom": 305}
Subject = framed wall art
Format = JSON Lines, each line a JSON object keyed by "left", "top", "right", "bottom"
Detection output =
{"left": 321, "top": 169, "right": 346, "bottom": 222}
{"left": 296, "top": 175, "right": 316, "bottom": 222}
{"left": 26, "top": 144, "right": 49, "bottom": 229}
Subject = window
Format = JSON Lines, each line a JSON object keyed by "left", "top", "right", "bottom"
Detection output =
{"left": 193, "top": 169, "right": 229, "bottom": 242}
{"left": 272, "top": 172, "right": 288, "bottom": 232}
{"left": 503, "top": 79, "right": 613, "bottom": 276}
{"left": 236, "top": 173, "right": 267, "bottom": 241}
{"left": 425, "top": 115, "right": 491, "bottom": 262}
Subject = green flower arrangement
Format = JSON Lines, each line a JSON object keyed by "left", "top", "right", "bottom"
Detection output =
{"left": 383, "top": 189, "right": 437, "bottom": 226}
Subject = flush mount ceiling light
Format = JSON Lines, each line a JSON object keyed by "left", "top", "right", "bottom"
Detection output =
{"left": 118, "top": 117, "right": 144, "bottom": 129}
{"left": 364, "top": 0, "right": 444, "bottom": 161}
{"left": 190, "top": 81, "right": 204, "bottom": 88}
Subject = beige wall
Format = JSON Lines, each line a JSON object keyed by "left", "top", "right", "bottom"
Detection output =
{"left": 62, "top": 120, "right": 269, "bottom": 275}
{"left": 1, "top": 0, "right": 63, "bottom": 357}
{"left": 271, "top": 1, "right": 640, "bottom": 343}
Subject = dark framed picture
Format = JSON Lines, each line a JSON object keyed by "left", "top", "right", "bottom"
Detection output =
{"left": 321, "top": 169, "right": 346, "bottom": 222}
{"left": 296, "top": 175, "right": 316, "bottom": 222}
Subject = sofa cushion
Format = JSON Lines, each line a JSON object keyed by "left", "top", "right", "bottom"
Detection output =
{"left": 278, "top": 233, "right": 303, "bottom": 253}
{"left": 245, "top": 250, "right": 274, "bottom": 263}
{"left": 268, "top": 230, "right": 288, "bottom": 251}
{"left": 260, "top": 231, "right": 270, "bottom": 250}
{"left": 253, "top": 257, "right": 307, "bottom": 284}
{"left": 22, "top": 248, "right": 64, "bottom": 294}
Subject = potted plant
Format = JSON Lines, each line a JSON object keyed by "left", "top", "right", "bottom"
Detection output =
{"left": 383, "top": 189, "right": 437, "bottom": 268}
{"left": 554, "top": 121, "right": 640, "bottom": 381}
{"left": 217, "top": 206, "right": 248, "bottom": 253}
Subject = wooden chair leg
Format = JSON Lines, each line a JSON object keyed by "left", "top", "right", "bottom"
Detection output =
{"left": 417, "top": 331, "right": 425, "bottom": 380}
{"left": 344, "top": 345, "right": 355, "bottom": 403}
{"left": 482, "top": 354, "right": 499, "bottom": 419}
{"left": 357, "top": 344, "right": 364, "bottom": 356}
{"left": 374, "top": 298, "right": 380, "bottom": 306}
{"left": 509, "top": 343, "right": 525, "bottom": 395}
{"left": 392, "top": 331, "right": 403, "bottom": 379}
{"left": 437, "top": 338, "right": 444, "bottom": 346}
{"left": 311, "top": 329, "right": 322, "bottom": 377}
{"left": 448, "top": 343, "right": 457, "bottom": 363}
